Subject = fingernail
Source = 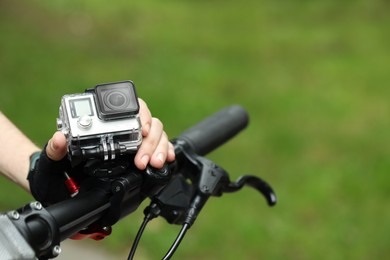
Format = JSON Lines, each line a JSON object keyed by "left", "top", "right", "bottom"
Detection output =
{"left": 141, "top": 155, "right": 149, "bottom": 167}
{"left": 50, "top": 139, "right": 57, "bottom": 151}
{"left": 157, "top": 153, "right": 165, "bottom": 163}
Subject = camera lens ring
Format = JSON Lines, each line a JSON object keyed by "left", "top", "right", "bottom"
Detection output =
{"left": 104, "top": 91, "right": 130, "bottom": 110}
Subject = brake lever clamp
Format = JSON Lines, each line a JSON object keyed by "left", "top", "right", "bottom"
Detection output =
{"left": 183, "top": 156, "right": 278, "bottom": 226}
{"left": 150, "top": 150, "right": 277, "bottom": 228}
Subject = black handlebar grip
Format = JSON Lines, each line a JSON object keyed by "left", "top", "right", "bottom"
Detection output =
{"left": 176, "top": 105, "right": 249, "bottom": 156}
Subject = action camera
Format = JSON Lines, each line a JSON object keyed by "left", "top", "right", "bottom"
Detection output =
{"left": 57, "top": 81, "right": 142, "bottom": 163}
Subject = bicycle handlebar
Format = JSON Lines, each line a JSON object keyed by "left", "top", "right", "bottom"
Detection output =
{"left": 0, "top": 105, "right": 270, "bottom": 260}
{"left": 176, "top": 105, "right": 249, "bottom": 156}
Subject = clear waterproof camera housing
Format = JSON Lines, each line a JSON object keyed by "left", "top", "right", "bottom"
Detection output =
{"left": 57, "top": 81, "right": 142, "bottom": 163}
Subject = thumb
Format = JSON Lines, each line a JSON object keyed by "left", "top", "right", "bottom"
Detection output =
{"left": 46, "top": 131, "right": 68, "bottom": 161}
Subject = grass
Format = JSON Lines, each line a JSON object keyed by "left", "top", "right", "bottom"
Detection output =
{"left": 0, "top": 0, "right": 389, "bottom": 259}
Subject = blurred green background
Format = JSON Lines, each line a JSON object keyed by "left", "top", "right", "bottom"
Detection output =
{"left": 0, "top": 0, "right": 389, "bottom": 259}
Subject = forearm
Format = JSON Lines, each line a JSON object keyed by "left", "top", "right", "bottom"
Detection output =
{"left": 0, "top": 112, "right": 40, "bottom": 192}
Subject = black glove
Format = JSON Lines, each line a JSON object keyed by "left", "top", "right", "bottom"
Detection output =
{"left": 27, "top": 144, "right": 84, "bottom": 206}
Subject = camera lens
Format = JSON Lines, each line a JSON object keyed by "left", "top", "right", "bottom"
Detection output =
{"left": 94, "top": 81, "right": 139, "bottom": 119}
{"left": 105, "top": 91, "right": 129, "bottom": 109}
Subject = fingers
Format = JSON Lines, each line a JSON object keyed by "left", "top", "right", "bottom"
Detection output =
{"left": 167, "top": 142, "right": 176, "bottom": 162}
{"left": 46, "top": 131, "right": 68, "bottom": 161}
{"left": 134, "top": 117, "right": 175, "bottom": 170}
{"left": 138, "top": 98, "right": 152, "bottom": 137}
{"left": 135, "top": 98, "right": 175, "bottom": 170}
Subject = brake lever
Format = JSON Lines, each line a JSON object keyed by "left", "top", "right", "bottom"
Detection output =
{"left": 222, "top": 175, "right": 277, "bottom": 206}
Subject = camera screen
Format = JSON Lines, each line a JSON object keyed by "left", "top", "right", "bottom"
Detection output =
{"left": 70, "top": 98, "right": 94, "bottom": 118}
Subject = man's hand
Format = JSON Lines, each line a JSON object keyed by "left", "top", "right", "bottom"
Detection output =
{"left": 46, "top": 98, "right": 175, "bottom": 168}
{"left": 29, "top": 98, "right": 175, "bottom": 205}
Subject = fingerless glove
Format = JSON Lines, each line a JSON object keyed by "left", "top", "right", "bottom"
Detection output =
{"left": 27, "top": 146, "right": 77, "bottom": 206}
